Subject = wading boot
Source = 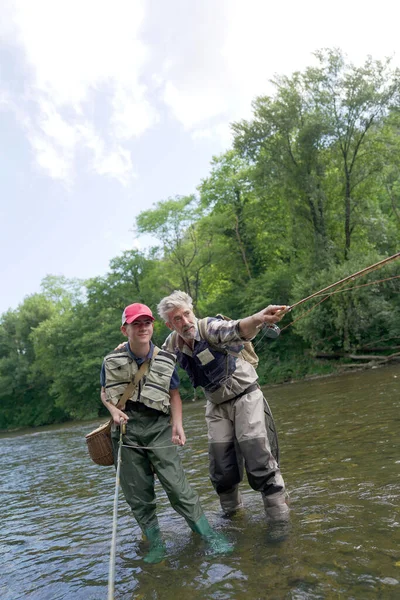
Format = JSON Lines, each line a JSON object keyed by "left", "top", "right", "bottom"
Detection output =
{"left": 192, "top": 515, "right": 234, "bottom": 555}
{"left": 262, "top": 491, "right": 290, "bottom": 522}
{"left": 143, "top": 526, "right": 166, "bottom": 564}
{"left": 263, "top": 493, "right": 291, "bottom": 542}
{"left": 219, "top": 487, "right": 244, "bottom": 517}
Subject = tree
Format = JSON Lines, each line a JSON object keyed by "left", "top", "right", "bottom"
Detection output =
{"left": 135, "top": 195, "right": 212, "bottom": 307}
{"left": 309, "top": 49, "right": 400, "bottom": 258}
{"left": 0, "top": 295, "right": 68, "bottom": 429}
{"left": 199, "top": 150, "right": 291, "bottom": 281}
{"left": 233, "top": 48, "right": 400, "bottom": 264}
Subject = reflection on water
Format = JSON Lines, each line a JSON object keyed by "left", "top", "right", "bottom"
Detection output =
{"left": 1, "top": 365, "right": 399, "bottom": 599}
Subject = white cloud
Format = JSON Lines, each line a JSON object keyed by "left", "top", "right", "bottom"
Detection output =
{"left": 191, "top": 123, "right": 233, "bottom": 148}
{"left": 78, "top": 121, "right": 135, "bottom": 182}
{"left": 2, "top": 0, "right": 400, "bottom": 182}
{"left": 163, "top": 81, "right": 225, "bottom": 131}
{"left": 154, "top": 0, "right": 400, "bottom": 143}
{"left": 2, "top": 0, "right": 155, "bottom": 184}
{"left": 111, "top": 85, "right": 158, "bottom": 140}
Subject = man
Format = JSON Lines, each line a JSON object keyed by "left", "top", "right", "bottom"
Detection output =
{"left": 101, "top": 302, "right": 232, "bottom": 563}
{"left": 157, "top": 291, "right": 289, "bottom": 522}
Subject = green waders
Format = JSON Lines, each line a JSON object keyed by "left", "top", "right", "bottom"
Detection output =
{"left": 111, "top": 403, "right": 233, "bottom": 561}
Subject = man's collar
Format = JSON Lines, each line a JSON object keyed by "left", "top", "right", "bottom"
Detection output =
{"left": 193, "top": 318, "right": 201, "bottom": 341}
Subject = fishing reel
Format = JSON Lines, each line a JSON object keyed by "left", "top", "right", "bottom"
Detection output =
{"left": 262, "top": 324, "right": 281, "bottom": 339}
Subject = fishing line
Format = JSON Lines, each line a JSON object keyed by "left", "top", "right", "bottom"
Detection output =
{"left": 361, "top": 334, "right": 400, "bottom": 348}
{"left": 122, "top": 442, "right": 176, "bottom": 450}
{"left": 270, "top": 253, "right": 400, "bottom": 335}
{"left": 285, "top": 251, "right": 400, "bottom": 314}
{"left": 306, "top": 274, "right": 400, "bottom": 299}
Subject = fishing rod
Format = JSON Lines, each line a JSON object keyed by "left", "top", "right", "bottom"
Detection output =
{"left": 306, "top": 274, "right": 400, "bottom": 299}
{"left": 254, "top": 251, "right": 400, "bottom": 342}
{"left": 283, "top": 251, "right": 400, "bottom": 314}
{"left": 108, "top": 419, "right": 126, "bottom": 600}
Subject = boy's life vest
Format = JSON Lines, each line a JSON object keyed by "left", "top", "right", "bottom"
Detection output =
{"left": 104, "top": 346, "right": 176, "bottom": 414}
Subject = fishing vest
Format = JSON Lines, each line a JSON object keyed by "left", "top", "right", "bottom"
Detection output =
{"left": 165, "top": 321, "right": 258, "bottom": 404}
{"left": 104, "top": 346, "right": 176, "bottom": 414}
{"left": 176, "top": 337, "right": 237, "bottom": 392}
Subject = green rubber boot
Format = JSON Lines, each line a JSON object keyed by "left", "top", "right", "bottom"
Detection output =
{"left": 191, "top": 515, "right": 234, "bottom": 555}
{"left": 143, "top": 526, "right": 167, "bottom": 564}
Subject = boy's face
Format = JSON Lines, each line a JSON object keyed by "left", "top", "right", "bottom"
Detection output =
{"left": 121, "top": 316, "right": 154, "bottom": 344}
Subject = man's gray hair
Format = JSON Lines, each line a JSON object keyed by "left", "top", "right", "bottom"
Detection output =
{"left": 157, "top": 290, "right": 194, "bottom": 322}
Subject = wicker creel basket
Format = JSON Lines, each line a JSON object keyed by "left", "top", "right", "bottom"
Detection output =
{"left": 85, "top": 419, "right": 114, "bottom": 466}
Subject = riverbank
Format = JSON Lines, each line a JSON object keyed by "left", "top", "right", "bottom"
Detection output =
{"left": 2, "top": 358, "right": 399, "bottom": 434}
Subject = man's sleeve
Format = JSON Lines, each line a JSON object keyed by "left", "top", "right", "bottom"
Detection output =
{"left": 205, "top": 317, "right": 244, "bottom": 345}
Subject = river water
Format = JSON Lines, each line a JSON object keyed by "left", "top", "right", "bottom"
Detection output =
{"left": 1, "top": 365, "right": 399, "bottom": 600}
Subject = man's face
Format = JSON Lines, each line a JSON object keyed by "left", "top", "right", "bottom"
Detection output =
{"left": 166, "top": 306, "right": 197, "bottom": 341}
{"left": 121, "top": 316, "right": 154, "bottom": 343}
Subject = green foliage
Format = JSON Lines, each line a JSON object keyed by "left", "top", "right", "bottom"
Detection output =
{"left": 233, "top": 48, "right": 400, "bottom": 264}
{"left": 290, "top": 252, "right": 400, "bottom": 353}
{"left": 0, "top": 296, "right": 70, "bottom": 430}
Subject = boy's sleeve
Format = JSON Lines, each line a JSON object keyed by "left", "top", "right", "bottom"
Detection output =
{"left": 169, "top": 366, "right": 180, "bottom": 390}
{"left": 100, "top": 360, "right": 106, "bottom": 387}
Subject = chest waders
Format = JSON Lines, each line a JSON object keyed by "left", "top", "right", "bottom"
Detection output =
{"left": 105, "top": 344, "right": 234, "bottom": 569}
{"left": 169, "top": 324, "right": 280, "bottom": 464}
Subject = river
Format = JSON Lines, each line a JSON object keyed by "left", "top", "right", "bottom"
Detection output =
{"left": 1, "top": 364, "right": 399, "bottom": 599}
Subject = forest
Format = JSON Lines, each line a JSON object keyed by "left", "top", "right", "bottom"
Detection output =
{"left": 1, "top": 49, "right": 399, "bottom": 430}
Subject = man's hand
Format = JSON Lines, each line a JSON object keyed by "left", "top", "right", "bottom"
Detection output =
{"left": 171, "top": 423, "right": 186, "bottom": 446}
{"left": 239, "top": 304, "right": 288, "bottom": 340}
{"left": 114, "top": 342, "right": 126, "bottom": 351}
{"left": 255, "top": 304, "right": 288, "bottom": 326}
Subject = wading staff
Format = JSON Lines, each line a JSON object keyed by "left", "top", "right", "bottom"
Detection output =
{"left": 108, "top": 418, "right": 126, "bottom": 600}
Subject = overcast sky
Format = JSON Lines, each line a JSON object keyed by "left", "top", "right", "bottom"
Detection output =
{"left": 1, "top": 0, "right": 399, "bottom": 314}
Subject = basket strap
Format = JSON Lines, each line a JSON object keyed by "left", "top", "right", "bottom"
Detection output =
{"left": 115, "top": 347, "right": 160, "bottom": 411}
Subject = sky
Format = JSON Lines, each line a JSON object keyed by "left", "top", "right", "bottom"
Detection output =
{"left": 1, "top": 0, "right": 399, "bottom": 315}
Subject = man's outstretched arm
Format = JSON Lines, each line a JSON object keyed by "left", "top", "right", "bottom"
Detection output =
{"left": 239, "top": 304, "right": 287, "bottom": 340}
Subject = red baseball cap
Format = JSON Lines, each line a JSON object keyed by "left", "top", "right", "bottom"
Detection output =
{"left": 122, "top": 303, "right": 155, "bottom": 325}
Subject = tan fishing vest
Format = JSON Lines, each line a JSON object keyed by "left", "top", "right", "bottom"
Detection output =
{"left": 163, "top": 331, "right": 258, "bottom": 405}
{"left": 104, "top": 347, "right": 176, "bottom": 414}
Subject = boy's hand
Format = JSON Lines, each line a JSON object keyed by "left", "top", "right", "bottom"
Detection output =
{"left": 172, "top": 423, "right": 186, "bottom": 446}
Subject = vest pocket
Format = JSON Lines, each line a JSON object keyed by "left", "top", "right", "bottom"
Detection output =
{"left": 106, "top": 382, "right": 132, "bottom": 406}
{"left": 147, "top": 351, "right": 176, "bottom": 388}
{"left": 140, "top": 351, "right": 175, "bottom": 411}
{"left": 105, "top": 356, "right": 131, "bottom": 385}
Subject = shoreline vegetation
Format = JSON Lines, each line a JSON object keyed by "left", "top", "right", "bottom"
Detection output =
{"left": 1, "top": 359, "right": 398, "bottom": 436}
{"left": 1, "top": 48, "right": 399, "bottom": 432}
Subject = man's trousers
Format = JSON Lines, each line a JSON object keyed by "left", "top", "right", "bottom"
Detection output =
{"left": 205, "top": 387, "right": 286, "bottom": 514}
